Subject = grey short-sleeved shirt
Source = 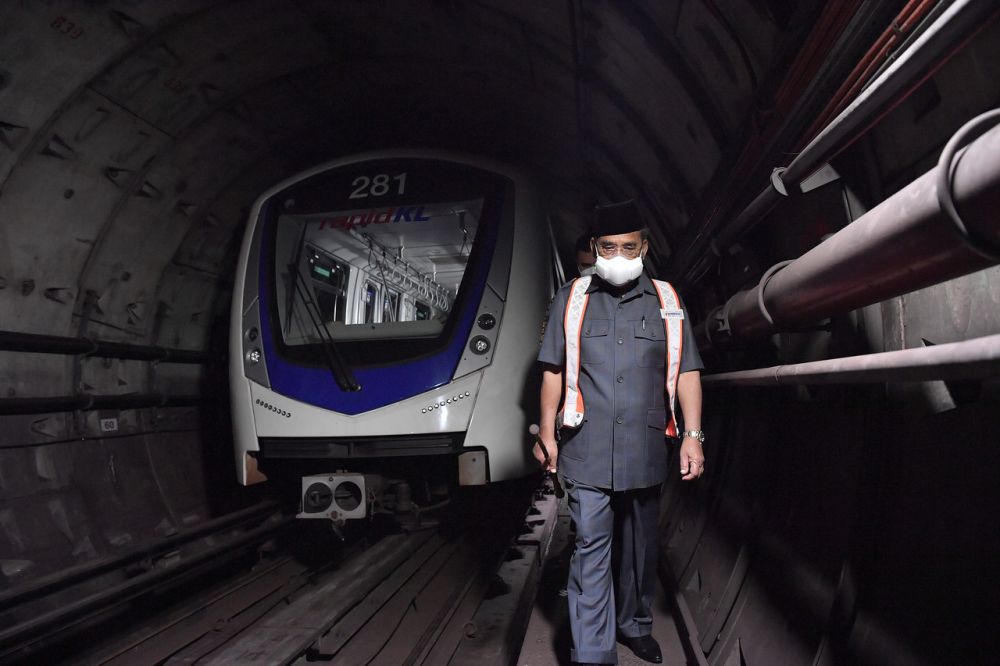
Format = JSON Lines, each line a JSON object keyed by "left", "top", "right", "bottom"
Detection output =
{"left": 537, "top": 273, "right": 703, "bottom": 490}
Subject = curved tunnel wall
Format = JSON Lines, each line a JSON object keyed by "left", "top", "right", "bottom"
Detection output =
{"left": 1, "top": 2, "right": 998, "bottom": 664}
{"left": 666, "top": 363, "right": 1000, "bottom": 665}
{"left": 0, "top": 0, "right": 810, "bottom": 582}
{"left": 658, "top": 16, "right": 1000, "bottom": 662}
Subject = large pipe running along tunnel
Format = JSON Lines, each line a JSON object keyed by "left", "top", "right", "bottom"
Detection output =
{"left": 1, "top": 1, "right": 999, "bottom": 664}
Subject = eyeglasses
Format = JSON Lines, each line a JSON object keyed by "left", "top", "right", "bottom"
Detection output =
{"left": 595, "top": 241, "right": 643, "bottom": 259}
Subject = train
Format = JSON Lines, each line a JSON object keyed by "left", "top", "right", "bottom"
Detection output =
{"left": 229, "top": 151, "right": 560, "bottom": 524}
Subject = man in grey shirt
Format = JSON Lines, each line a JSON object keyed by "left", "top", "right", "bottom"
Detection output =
{"left": 535, "top": 200, "right": 706, "bottom": 665}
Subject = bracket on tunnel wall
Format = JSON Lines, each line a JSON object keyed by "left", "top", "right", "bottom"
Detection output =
{"left": 935, "top": 108, "right": 1000, "bottom": 262}
{"left": 754, "top": 260, "right": 794, "bottom": 329}
{"left": 771, "top": 163, "right": 841, "bottom": 198}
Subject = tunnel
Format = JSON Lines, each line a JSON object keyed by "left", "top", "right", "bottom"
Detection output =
{"left": 1, "top": 1, "right": 999, "bottom": 664}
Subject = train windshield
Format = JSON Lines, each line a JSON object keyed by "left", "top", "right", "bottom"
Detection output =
{"left": 274, "top": 198, "right": 483, "bottom": 344}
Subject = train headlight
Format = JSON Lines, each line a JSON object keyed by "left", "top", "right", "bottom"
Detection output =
{"left": 245, "top": 327, "right": 259, "bottom": 342}
{"left": 296, "top": 474, "right": 368, "bottom": 521}
{"left": 469, "top": 336, "right": 490, "bottom": 355}
{"left": 246, "top": 348, "right": 262, "bottom": 364}
{"left": 303, "top": 482, "right": 333, "bottom": 513}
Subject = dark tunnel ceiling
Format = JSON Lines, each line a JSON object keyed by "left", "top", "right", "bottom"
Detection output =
{"left": 0, "top": 0, "right": 832, "bottom": 345}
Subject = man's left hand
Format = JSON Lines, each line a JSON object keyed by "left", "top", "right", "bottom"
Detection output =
{"left": 680, "top": 437, "right": 705, "bottom": 480}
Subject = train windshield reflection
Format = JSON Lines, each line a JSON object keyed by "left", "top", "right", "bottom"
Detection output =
{"left": 274, "top": 198, "right": 483, "bottom": 343}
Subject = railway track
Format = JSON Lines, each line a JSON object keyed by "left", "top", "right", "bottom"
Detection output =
{"left": 28, "top": 477, "right": 561, "bottom": 665}
{"left": 0, "top": 503, "right": 295, "bottom": 665}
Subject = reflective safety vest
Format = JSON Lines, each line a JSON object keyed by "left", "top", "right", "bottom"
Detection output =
{"left": 560, "top": 276, "right": 685, "bottom": 437}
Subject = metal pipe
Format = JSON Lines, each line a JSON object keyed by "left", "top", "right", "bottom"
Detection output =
{"left": 0, "top": 329, "right": 213, "bottom": 363}
{"left": 786, "top": 0, "right": 995, "bottom": 184}
{"left": 0, "top": 501, "right": 281, "bottom": 609}
{"left": 702, "top": 334, "right": 1000, "bottom": 387}
{"left": 672, "top": 0, "right": 999, "bottom": 282}
{"left": 717, "top": 120, "right": 1000, "bottom": 343}
{"left": 798, "top": 0, "right": 937, "bottom": 146}
{"left": 0, "top": 393, "right": 201, "bottom": 415}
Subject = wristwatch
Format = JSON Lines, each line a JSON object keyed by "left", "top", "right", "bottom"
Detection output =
{"left": 682, "top": 430, "right": 705, "bottom": 442}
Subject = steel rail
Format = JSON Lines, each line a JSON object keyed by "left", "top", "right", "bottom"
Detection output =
{"left": 0, "top": 501, "right": 281, "bottom": 610}
{"left": 0, "top": 515, "right": 295, "bottom": 658}
{"left": 702, "top": 334, "right": 1000, "bottom": 387}
{"left": 672, "top": 0, "right": 999, "bottom": 283}
{"left": 185, "top": 478, "right": 551, "bottom": 665}
{"left": 88, "top": 556, "right": 308, "bottom": 666}
{"left": 701, "top": 118, "right": 1000, "bottom": 346}
{"left": 0, "top": 329, "right": 212, "bottom": 363}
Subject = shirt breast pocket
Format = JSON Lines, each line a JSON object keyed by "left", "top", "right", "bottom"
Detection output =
{"left": 634, "top": 320, "right": 664, "bottom": 367}
{"left": 581, "top": 319, "right": 610, "bottom": 366}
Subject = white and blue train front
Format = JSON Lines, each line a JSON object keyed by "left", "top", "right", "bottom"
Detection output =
{"left": 229, "top": 152, "right": 555, "bottom": 519}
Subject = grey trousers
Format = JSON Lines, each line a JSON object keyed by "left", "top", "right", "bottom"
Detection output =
{"left": 565, "top": 477, "right": 661, "bottom": 665}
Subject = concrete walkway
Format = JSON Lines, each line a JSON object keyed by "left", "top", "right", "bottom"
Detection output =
{"left": 516, "top": 506, "right": 690, "bottom": 666}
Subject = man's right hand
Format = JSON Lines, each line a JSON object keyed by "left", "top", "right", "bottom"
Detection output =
{"left": 537, "top": 366, "right": 563, "bottom": 474}
{"left": 532, "top": 432, "right": 559, "bottom": 473}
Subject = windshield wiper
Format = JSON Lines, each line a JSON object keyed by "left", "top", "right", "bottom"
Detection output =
{"left": 288, "top": 263, "right": 361, "bottom": 392}
{"left": 284, "top": 224, "right": 308, "bottom": 336}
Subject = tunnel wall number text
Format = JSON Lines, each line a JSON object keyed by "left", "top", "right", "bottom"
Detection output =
{"left": 349, "top": 173, "right": 407, "bottom": 199}
{"left": 50, "top": 16, "right": 84, "bottom": 39}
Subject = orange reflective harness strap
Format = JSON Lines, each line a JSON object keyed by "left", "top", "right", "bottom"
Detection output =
{"left": 560, "top": 277, "right": 684, "bottom": 437}
{"left": 651, "top": 279, "right": 684, "bottom": 437}
{"left": 560, "top": 276, "right": 592, "bottom": 428}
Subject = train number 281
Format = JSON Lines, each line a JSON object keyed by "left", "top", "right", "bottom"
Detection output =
{"left": 349, "top": 173, "right": 407, "bottom": 199}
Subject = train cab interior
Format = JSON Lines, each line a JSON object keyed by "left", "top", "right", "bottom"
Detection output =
{"left": 1, "top": 2, "right": 998, "bottom": 664}
{"left": 273, "top": 198, "right": 479, "bottom": 343}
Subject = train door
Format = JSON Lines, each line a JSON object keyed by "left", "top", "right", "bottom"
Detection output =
{"left": 362, "top": 280, "right": 378, "bottom": 324}
{"left": 307, "top": 248, "right": 350, "bottom": 326}
{"left": 399, "top": 293, "right": 415, "bottom": 322}
{"left": 414, "top": 299, "right": 432, "bottom": 321}
{"left": 382, "top": 289, "right": 400, "bottom": 323}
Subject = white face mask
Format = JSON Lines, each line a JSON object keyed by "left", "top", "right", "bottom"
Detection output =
{"left": 577, "top": 265, "right": 597, "bottom": 277}
{"left": 594, "top": 254, "right": 644, "bottom": 286}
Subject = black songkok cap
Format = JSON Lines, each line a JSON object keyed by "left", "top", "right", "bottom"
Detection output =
{"left": 593, "top": 200, "right": 642, "bottom": 237}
